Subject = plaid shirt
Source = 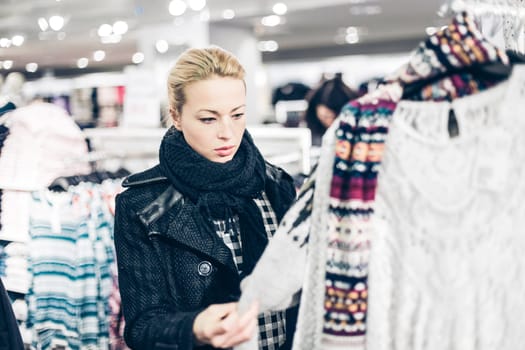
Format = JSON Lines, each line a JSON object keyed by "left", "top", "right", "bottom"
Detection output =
{"left": 213, "top": 192, "right": 286, "bottom": 350}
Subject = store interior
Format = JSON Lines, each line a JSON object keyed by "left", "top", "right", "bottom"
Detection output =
{"left": 0, "top": 0, "right": 524, "bottom": 349}
{"left": 0, "top": 0, "right": 462, "bottom": 175}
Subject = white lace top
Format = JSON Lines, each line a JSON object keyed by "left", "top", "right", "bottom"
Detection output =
{"left": 367, "top": 65, "right": 525, "bottom": 350}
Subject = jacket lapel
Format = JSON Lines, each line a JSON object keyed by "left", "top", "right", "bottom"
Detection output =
{"left": 143, "top": 198, "right": 238, "bottom": 275}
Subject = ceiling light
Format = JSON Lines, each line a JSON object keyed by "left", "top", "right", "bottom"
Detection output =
{"left": 77, "top": 57, "right": 89, "bottom": 69}
{"left": 344, "top": 26, "right": 360, "bottom": 44}
{"left": 98, "top": 24, "right": 113, "bottom": 37}
{"left": 26, "top": 63, "right": 38, "bottom": 73}
{"left": 113, "top": 21, "right": 128, "bottom": 35}
{"left": 93, "top": 50, "right": 106, "bottom": 61}
{"left": 132, "top": 52, "right": 145, "bottom": 64}
{"left": 11, "top": 35, "right": 24, "bottom": 47}
{"left": 272, "top": 3, "right": 288, "bottom": 15}
{"left": 169, "top": 0, "right": 187, "bottom": 16}
{"left": 0, "top": 38, "right": 11, "bottom": 48}
{"left": 345, "top": 33, "right": 359, "bottom": 44}
{"left": 222, "top": 9, "right": 235, "bottom": 19}
{"left": 3, "top": 60, "right": 13, "bottom": 70}
{"left": 49, "top": 15, "right": 65, "bottom": 31}
{"left": 261, "top": 15, "right": 281, "bottom": 27}
{"left": 38, "top": 18, "right": 49, "bottom": 31}
{"left": 156, "top": 39, "right": 169, "bottom": 53}
{"left": 257, "top": 40, "right": 279, "bottom": 52}
{"left": 188, "top": 0, "right": 206, "bottom": 11}
{"left": 346, "top": 26, "right": 359, "bottom": 35}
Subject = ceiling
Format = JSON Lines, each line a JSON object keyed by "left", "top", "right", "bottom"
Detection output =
{"left": 0, "top": 0, "right": 448, "bottom": 78}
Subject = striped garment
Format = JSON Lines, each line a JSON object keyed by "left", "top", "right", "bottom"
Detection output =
{"left": 26, "top": 182, "right": 118, "bottom": 350}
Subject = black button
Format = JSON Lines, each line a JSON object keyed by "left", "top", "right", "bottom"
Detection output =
{"left": 198, "top": 261, "right": 213, "bottom": 276}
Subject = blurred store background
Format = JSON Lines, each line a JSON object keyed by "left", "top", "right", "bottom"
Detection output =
{"left": 0, "top": 0, "right": 450, "bottom": 127}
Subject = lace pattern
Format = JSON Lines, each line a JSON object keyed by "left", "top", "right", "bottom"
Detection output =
{"left": 367, "top": 65, "right": 525, "bottom": 350}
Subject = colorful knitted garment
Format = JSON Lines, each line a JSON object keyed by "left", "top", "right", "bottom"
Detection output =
{"left": 236, "top": 11, "right": 511, "bottom": 350}
{"left": 322, "top": 11, "right": 508, "bottom": 346}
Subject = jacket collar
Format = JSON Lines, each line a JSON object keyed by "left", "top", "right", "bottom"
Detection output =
{"left": 122, "top": 165, "right": 168, "bottom": 188}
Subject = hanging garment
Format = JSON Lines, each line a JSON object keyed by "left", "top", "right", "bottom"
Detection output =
{"left": 1, "top": 243, "right": 30, "bottom": 294}
{"left": 366, "top": 65, "right": 525, "bottom": 350}
{"left": 26, "top": 182, "right": 118, "bottom": 350}
{"left": 0, "top": 101, "right": 89, "bottom": 191}
{"left": 236, "top": 11, "right": 511, "bottom": 350}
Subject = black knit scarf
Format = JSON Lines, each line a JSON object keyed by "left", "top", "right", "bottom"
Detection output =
{"left": 159, "top": 126, "right": 270, "bottom": 276}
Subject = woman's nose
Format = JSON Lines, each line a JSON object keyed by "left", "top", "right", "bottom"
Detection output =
{"left": 217, "top": 117, "right": 234, "bottom": 139}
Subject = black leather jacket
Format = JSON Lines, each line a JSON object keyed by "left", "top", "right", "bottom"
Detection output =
{"left": 114, "top": 163, "right": 295, "bottom": 350}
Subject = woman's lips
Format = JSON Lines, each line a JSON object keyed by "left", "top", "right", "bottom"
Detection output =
{"left": 214, "top": 145, "right": 235, "bottom": 157}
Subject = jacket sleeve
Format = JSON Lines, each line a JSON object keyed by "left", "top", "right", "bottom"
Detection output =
{"left": 113, "top": 192, "right": 200, "bottom": 350}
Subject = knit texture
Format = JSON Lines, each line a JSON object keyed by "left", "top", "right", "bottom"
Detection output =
{"left": 237, "top": 11, "right": 511, "bottom": 350}
{"left": 321, "top": 12, "right": 509, "bottom": 346}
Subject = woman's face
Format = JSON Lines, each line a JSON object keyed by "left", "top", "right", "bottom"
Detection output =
{"left": 316, "top": 104, "right": 337, "bottom": 128}
{"left": 174, "top": 76, "right": 246, "bottom": 163}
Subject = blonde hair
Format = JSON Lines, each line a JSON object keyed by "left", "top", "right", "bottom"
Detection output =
{"left": 167, "top": 46, "right": 245, "bottom": 119}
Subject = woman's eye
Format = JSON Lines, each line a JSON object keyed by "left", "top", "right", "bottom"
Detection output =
{"left": 232, "top": 113, "right": 244, "bottom": 119}
{"left": 199, "top": 118, "right": 215, "bottom": 123}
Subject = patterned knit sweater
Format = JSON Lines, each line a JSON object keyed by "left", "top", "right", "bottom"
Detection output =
{"left": 237, "top": 12, "right": 510, "bottom": 350}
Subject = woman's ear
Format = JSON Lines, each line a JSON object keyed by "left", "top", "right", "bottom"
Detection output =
{"left": 170, "top": 108, "right": 182, "bottom": 130}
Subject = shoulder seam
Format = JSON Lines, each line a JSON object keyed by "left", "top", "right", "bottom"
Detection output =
{"left": 122, "top": 176, "right": 168, "bottom": 188}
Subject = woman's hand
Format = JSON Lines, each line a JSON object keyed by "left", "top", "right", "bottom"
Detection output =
{"left": 193, "top": 301, "right": 259, "bottom": 348}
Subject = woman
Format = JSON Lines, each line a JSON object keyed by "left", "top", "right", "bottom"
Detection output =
{"left": 113, "top": 46, "right": 297, "bottom": 350}
{"left": 304, "top": 74, "right": 357, "bottom": 146}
